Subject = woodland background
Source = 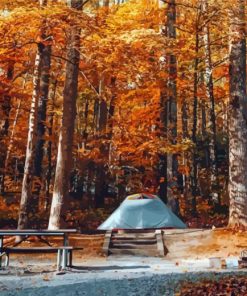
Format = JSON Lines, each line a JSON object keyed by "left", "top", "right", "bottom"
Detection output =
{"left": 0, "top": 0, "right": 246, "bottom": 231}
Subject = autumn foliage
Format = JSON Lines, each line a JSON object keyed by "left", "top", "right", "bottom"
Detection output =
{"left": 0, "top": 0, "right": 245, "bottom": 229}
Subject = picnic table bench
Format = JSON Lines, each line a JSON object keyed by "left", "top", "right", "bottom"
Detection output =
{"left": 0, "top": 229, "right": 77, "bottom": 271}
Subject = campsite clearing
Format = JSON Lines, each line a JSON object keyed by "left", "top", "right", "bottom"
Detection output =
{"left": 0, "top": 228, "right": 247, "bottom": 296}
{"left": 1, "top": 228, "right": 246, "bottom": 265}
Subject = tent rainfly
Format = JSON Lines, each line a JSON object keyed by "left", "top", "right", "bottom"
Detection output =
{"left": 98, "top": 193, "right": 187, "bottom": 230}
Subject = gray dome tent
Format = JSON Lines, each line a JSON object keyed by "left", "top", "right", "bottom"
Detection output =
{"left": 98, "top": 193, "right": 186, "bottom": 230}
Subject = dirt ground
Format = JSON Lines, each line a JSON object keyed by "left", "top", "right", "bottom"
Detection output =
{"left": 1, "top": 229, "right": 247, "bottom": 295}
{"left": 164, "top": 228, "right": 247, "bottom": 261}
{"left": 69, "top": 228, "right": 247, "bottom": 262}
{"left": 3, "top": 228, "right": 247, "bottom": 264}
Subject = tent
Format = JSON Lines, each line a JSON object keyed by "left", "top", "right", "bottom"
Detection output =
{"left": 98, "top": 193, "right": 187, "bottom": 230}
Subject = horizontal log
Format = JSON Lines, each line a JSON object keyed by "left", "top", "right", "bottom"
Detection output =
{"left": 2, "top": 246, "right": 74, "bottom": 253}
{"left": 109, "top": 248, "right": 158, "bottom": 256}
{"left": 111, "top": 239, "right": 157, "bottom": 245}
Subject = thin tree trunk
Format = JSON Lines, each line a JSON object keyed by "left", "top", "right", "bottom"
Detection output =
{"left": 93, "top": 98, "right": 99, "bottom": 134}
{"left": 95, "top": 163, "right": 106, "bottom": 208}
{"left": 228, "top": 0, "right": 247, "bottom": 228}
{"left": 48, "top": 0, "right": 82, "bottom": 230}
{"left": 165, "top": 0, "right": 178, "bottom": 205}
{"left": 4, "top": 100, "right": 22, "bottom": 175}
{"left": 0, "top": 63, "right": 14, "bottom": 193}
{"left": 191, "top": 31, "right": 199, "bottom": 215}
{"left": 103, "top": 0, "right": 110, "bottom": 7}
{"left": 33, "top": 44, "right": 51, "bottom": 179}
{"left": 108, "top": 76, "right": 117, "bottom": 140}
{"left": 159, "top": 0, "right": 177, "bottom": 204}
{"left": 201, "top": 100, "right": 206, "bottom": 138}
{"left": 44, "top": 78, "right": 57, "bottom": 211}
{"left": 0, "top": 64, "right": 14, "bottom": 137}
{"left": 18, "top": 52, "right": 42, "bottom": 229}
{"left": 82, "top": 96, "right": 89, "bottom": 141}
{"left": 182, "top": 100, "right": 189, "bottom": 139}
{"left": 181, "top": 100, "right": 189, "bottom": 209}
{"left": 94, "top": 77, "right": 107, "bottom": 208}
{"left": 1, "top": 76, "right": 28, "bottom": 192}
{"left": 202, "top": 0, "right": 220, "bottom": 205}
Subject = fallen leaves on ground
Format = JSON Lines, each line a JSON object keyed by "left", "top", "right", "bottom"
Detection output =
{"left": 177, "top": 276, "right": 247, "bottom": 296}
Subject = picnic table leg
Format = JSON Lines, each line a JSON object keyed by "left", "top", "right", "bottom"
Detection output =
{"left": 5, "top": 253, "right": 9, "bottom": 267}
{"left": 63, "top": 234, "right": 68, "bottom": 246}
{"left": 0, "top": 236, "right": 3, "bottom": 268}
{"left": 68, "top": 250, "right": 73, "bottom": 267}
{"left": 57, "top": 249, "right": 62, "bottom": 271}
{"left": 61, "top": 249, "right": 66, "bottom": 270}
{"left": 63, "top": 234, "right": 68, "bottom": 268}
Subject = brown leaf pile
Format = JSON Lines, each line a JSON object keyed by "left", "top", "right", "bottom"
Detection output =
{"left": 177, "top": 276, "right": 247, "bottom": 296}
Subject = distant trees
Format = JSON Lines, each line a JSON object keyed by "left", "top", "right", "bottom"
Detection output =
{"left": 1, "top": 0, "right": 247, "bottom": 230}
{"left": 0, "top": 63, "right": 14, "bottom": 193}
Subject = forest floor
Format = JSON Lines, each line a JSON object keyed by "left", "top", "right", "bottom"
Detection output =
{"left": 0, "top": 228, "right": 247, "bottom": 295}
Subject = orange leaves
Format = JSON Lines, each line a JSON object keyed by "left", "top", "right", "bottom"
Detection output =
{"left": 0, "top": 196, "right": 19, "bottom": 220}
{"left": 178, "top": 164, "right": 190, "bottom": 176}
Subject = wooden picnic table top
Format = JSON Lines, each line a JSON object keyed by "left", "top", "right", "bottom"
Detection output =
{"left": 0, "top": 229, "right": 77, "bottom": 236}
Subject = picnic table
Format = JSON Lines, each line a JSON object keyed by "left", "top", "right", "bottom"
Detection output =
{"left": 0, "top": 229, "right": 77, "bottom": 271}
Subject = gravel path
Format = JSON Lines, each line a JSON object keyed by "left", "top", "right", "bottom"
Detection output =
{"left": 0, "top": 256, "right": 246, "bottom": 296}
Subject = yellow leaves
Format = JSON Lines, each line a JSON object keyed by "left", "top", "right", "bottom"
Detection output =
{"left": 91, "top": 33, "right": 102, "bottom": 42}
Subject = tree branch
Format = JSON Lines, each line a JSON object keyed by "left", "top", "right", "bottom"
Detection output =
{"left": 161, "top": 0, "right": 200, "bottom": 10}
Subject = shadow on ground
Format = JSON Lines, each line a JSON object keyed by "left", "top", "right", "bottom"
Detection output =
{"left": 70, "top": 265, "right": 150, "bottom": 271}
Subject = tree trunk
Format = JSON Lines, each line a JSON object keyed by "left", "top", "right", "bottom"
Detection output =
{"left": 108, "top": 76, "right": 117, "bottom": 138}
{"left": 0, "top": 63, "right": 14, "bottom": 193}
{"left": 191, "top": 31, "right": 199, "bottom": 215}
{"left": 103, "top": 0, "right": 110, "bottom": 7}
{"left": 44, "top": 78, "right": 57, "bottom": 211}
{"left": 94, "top": 163, "right": 106, "bottom": 208}
{"left": 182, "top": 100, "right": 189, "bottom": 139}
{"left": 159, "top": 0, "right": 178, "bottom": 205}
{"left": 1, "top": 76, "right": 27, "bottom": 194}
{"left": 228, "top": 0, "right": 247, "bottom": 228}
{"left": 33, "top": 43, "right": 51, "bottom": 179}
{"left": 0, "top": 64, "right": 14, "bottom": 138}
{"left": 18, "top": 51, "right": 42, "bottom": 229}
{"left": 202, "top": 0, "right": 220, "bottom": 205}
{"left": 201, "top": 100, "right": 206, "bottom": 138}
{"left": 48, "top": 0, "right": 82, "bottom": 230}
{"left": 93, "top": 98, "right": 99, "bottom": 134}
{"left": 18, "top": 0, "right": 50, "bottom": 229}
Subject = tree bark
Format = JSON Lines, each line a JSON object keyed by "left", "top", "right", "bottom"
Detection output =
{"left": 0, "top": 63, "right": 14, "bottom": 193}
{"left": 0, "top": 64, "right": 14, "bottom": 138}
{"left": 103, "top": 0, "right": 110, "bottom": 7}
{"left": 191, "top": 30, "right": 199, "bottom": 215}
{"left": 1, "top": 76, "right": 27, "bottom": 194}
{"left": 48, "top": 0, "right": 82, "bottom": 230}
{"left": 18, "top": 0, "right": 50, "bottom": 229}
{"left": 44, "top": 78, "right": 57, "bottom": 210}
{"left": 94, "top": 163, "right": 106, "bottom": 208}
{"left": 228, "top": 0, "right": 247, "bottom": 228}
{"left": 202, "top": 0, "right": 220, "bottom": 204}
{"left": 18, "top": 51, "right": 42, "bottom": 229}
{"left": 182, "top": 100, "right": 189, "bottom": 139}
{"left": 159, "top": 0, "right": 178, "bottom": 204}
{"left": 33, "top": 43, "right": 51, "bottom": 179}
